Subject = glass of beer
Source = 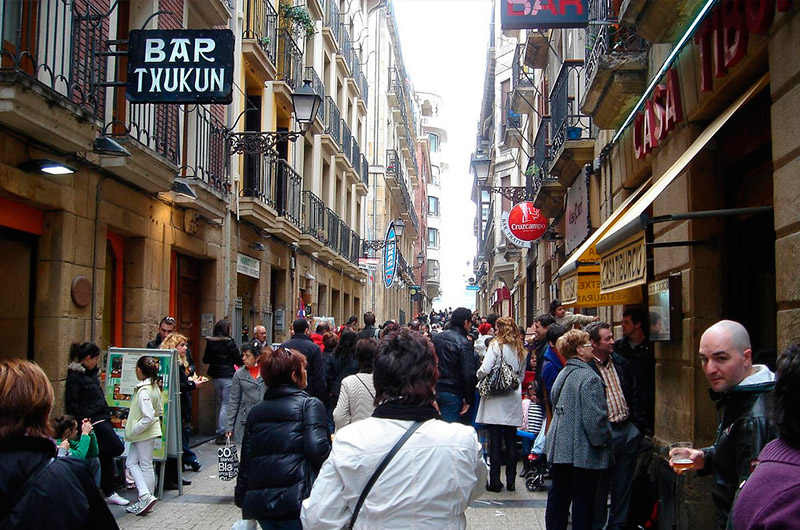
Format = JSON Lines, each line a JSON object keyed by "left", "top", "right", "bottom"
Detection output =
{"left": 670, "top": 442, "right": 694, "bottom": 473}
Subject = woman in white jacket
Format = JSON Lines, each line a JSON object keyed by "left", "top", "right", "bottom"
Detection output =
{"left": 333, "top": 338, "right": 378, "bottom": 431}
{"left": 301, "top": 328, "right": 486, "bottom": 529}
{"left": 475, "top": 317, "right": 526, "bottom": 492}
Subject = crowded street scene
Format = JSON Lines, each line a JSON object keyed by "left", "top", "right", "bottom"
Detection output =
{"left": 1, "top": 0, "right": 799, "bottom": 529}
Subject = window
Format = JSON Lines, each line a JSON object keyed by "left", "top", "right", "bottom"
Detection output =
{"left": 430, "top": 165, "right": 440, "bottom": 186}
{"left": 427, "top": 133, "right": 439, "bottom": 152}
{"left": 427, "top": 228, "right": 439, "bottom": 248}
{"left": 428, "top": 196, "right": 439, "bottom": 217}
{"left": 427, "top": 259, "right": 439, "bottom": 280}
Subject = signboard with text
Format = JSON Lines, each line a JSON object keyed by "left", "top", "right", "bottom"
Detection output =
{"left": 237, "top": 253, "right": 260, "bottom": 279}
{"left": 501, "top": 0, "right": 589, "bottom": 30}
{"left": 502, "top": 202, "right": 548, "bottom": 248}
{"left": 383, "top": 223, "right": 398, "bottom": 288}
{"left": 600, "top": 235, "right": 647, "bottom": 293}
{"left": 565, "top": 172, "right": 590, "bottom": 255}
{"left": 127, "top": 29, "right": 234, "bottom": 104}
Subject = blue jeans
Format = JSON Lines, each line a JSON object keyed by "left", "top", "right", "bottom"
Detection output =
{"left": 214, "top": 377, "right": 233, "bottom": 436}
{"left": 182, "top": 425, "right": 197, "bottom": 464}
{"left": 258, "top": 519, "right": 302, "bottom": 530}
{"left": 436, "top": 391, "right": 466, "bottom": 424}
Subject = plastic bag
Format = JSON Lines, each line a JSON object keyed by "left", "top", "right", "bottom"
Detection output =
{"left": 231, "top": 520, "right": 257, "bottom": 530}
{"left": 218, "top": 437, "right": 239, "bottom": 481}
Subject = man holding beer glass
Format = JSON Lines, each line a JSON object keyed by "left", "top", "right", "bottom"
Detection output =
{"left": 668, "top": 320, "right": 776, "bottom": 529}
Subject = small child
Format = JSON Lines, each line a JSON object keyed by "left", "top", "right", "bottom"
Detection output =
{"left": 52, "top": 415, "right": 101, "bottom": 487}
{"left": 519, "top": 381, "right": 546, "bottom": 475}
{"left": 124, "top": 356, "right": 163, "bottom": 516}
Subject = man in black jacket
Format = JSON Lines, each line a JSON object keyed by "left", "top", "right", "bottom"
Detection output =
{"left": 587, "top": 321, "right": 643, "bottom": 530}
{"left": 614, "top": 308, "right": 654, "bottom": 434}
{"left": 281, "top": 319, "right": 326, "bottom": 402}
{"left": 146, "top": 316, "right": 176, "bottom": 349}
{"left": 357, "top": 311, "right": 379, "bottom": 340}
{"left": 431, "top": 307, "right": 477, "bottom": 424}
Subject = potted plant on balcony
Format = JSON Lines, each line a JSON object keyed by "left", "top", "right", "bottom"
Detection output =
{"left": 280, "top": 1, "right": 316, "bottom": 40}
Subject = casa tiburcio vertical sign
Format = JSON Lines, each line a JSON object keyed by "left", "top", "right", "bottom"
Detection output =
{"left": 126, "top": 29, "right": 234, "bottom": 104}
{"left": 383, "top": 223, "right": 398, "bottom": 289}
{"left": 501, "top": 0, "right": 588, "bottom": 30}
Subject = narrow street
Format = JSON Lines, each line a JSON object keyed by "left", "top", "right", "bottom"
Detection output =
{"left": 113, "top": 440, "right": 547, "bottom": 530}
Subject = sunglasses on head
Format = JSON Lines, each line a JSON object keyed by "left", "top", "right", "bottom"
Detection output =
{"left": 162, "top": 316, "right": 176, "bottom": 325}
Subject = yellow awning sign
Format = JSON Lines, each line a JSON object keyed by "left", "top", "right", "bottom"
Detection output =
{"left": 600, "top": 235, "right": 647, "bottom": 293}
{"left": 561, "top": 272, "right": 643, "bottom": 308}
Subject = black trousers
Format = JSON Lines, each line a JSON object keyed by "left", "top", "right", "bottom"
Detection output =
{"left": 487, "top": 424, "right": 518, "bottom": 487}
{"left": 93, "top": 419, "right": 124, "bottom": 496}
{"left": 546, "top": 464, "right": 602, "bottom": 530}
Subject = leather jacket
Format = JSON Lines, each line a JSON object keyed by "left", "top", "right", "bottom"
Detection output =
{"left": 432, "top": 327, "right": 477, "bottom": 405}
{"left": 700, "top": 377, "right": 776, "bottom": 529}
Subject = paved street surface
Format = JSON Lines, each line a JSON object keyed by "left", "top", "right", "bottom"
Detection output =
{"left": 113, "top": 440, "right": 547, "bottom": 530}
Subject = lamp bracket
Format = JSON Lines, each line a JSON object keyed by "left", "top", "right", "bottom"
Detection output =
{"left": 227, "top": 130, "right": 306, "bottom": 157}
{"left": 480, "top": 186, "right": 534, "bottom": 202}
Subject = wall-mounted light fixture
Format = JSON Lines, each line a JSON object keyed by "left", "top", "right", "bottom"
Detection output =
{"left": 18, "top": 158, "right": 76, "bottom": 175}
{"left": 170, "top": 178, "right": 197, "bottom": 200}
{"left": 93, "top": 137, "right": 131, "bottom": 157}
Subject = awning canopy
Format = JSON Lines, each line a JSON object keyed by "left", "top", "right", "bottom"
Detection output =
{"left": 595, "top": 73, "right": 769, "bottom": 259}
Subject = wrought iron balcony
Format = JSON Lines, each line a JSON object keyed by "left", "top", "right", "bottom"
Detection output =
{"left": 183, "top": 105, "right": 229, "bottom": 194}
{"left": 325, "top": 207, "right": 341, "bottom": 254}
{"left": 352, "top": 139, "right": 361, "bottom": 175}
{"left": 356, "top": 69, "right": 369, "bottom": 103}
{"left": 324, "top": 96, "right": 341, "bottom": 144}
{"left": 323, "top": 0, "right": 341, "bottom": 46}
{"left": 348, "top": 230, "right": 360, "bottom": 265}
{"left": 586, "top": 0, "right": 647, "bottom": 82}
{"left": 339, "top": 23, "right": 353, "bottom": 74}
{"left": 341, "top": 119, "right": 352, "bottom": 164}
{"left": 243, "top": 0, "right": 278, "bottom": 62}
{"left": 512, "top": 44, "right": 536, "bottom": 92}
{"left": 277, "top": 29, "right": 302, "bottom": 90}
{"left": 533, "top": 117, "right": 552, "bottom": 179}
{"left": 550, "top": 60, "right": 594, "bottom": 156}
{"left": 503, "top": 97, "right": 522, "bottom": 143}
{"left": 386, "top": 149, "right": 403, "bottom": 185}
{"left": 0, "top": 0, "right": 107, "bottom": 123}
{"left": 361, "top": 154, "right": 369, "bottom": 187}
{"left": 241, "top": 154, "right": 302, "bottom": 228}
{"left": 302, "top": 190, "right": 326, "bottom": 242}
{"left": 112, "top": 102, "right": 180, "bottom": 165}
{"left": 304, "top": 66, "right": 325, "bottom": 121}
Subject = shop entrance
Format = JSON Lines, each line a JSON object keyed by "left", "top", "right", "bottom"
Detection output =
{"left": 0, "top": 226, "right": 36, "bottom": 361}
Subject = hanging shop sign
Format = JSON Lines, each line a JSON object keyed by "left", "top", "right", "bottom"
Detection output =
{"left": 236, "top": 253, "right": 260, "bottom": 279}
{"left": 502, "top": 202, "right": 548, "bottom": 248}
{"left": 599, "top": 235, "right": 646, "bottom": 293}
{"left": 358, "top": 257, "right": 379, "bottom": 271}
{"left": 565, "top": 172, "right": 590, "bottom": 254}
{"left": 501, "top": 0, "right": 589, "bottom": 30}
{"left": 383, "top": 223, "right": 398, "bottom": 289}
{"left": 561, "top": 273, "right": 643, "bottom": 308}
{"left": 633, "top": 68, "right": 683, "bottom": 160}
{"left": 126, "top": 29, "right": 234, "bottom": 104}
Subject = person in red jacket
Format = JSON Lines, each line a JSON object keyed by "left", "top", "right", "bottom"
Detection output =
{"left": 310, "top": 321, "right": 330, "bottom": 350}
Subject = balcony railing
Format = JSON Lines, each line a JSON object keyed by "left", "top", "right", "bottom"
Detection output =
{"left": 533, "top": 117, "right": 552, "bottom": 179}
{"left": 304, "top": 66, "right": 325, "bottom": 121}
{"left": 243, "top": 0, "right": 278, "bottom": 61}
{"left": 324, "top": 96, "right": 341, "bottom": 144}
{"left": 339, "top": 23, "right": 353, "bottom": 73}
{"left": 397, "top": 168, "right": 419, "bottom": 234}
{"left": 241, "top": 155, "right": 301, "bottom": 227}
{"left": 361, "top": 154, "right": 369, "bottom": 187}
{"left": 184, "top": 105, "right": 228, "bottom": 194}
{"left": 352, "top": 139, "right": 361, "bottom": 176}
{"left": 339, "top": 223, "right": 352, "bottom": 261}
{"left": 0, "top": 0, "right": 109, "bottom": 120}
{"left": 512, "top": 43, "right": 536, "bottom": 93}
{"left": 386, "top": 149, "right": 403, "bottom": 183}
{"left": 341, "top": 120, "right": 352, "bottom": 164}
{"left": 113, "top": 102, "right": 180, "bottom": 164}
{"left": 325, "top": 207, "right": 341, "bottom": 253}
{"left": 550, "top": 60, "right": 593, "bottom": 155}
{"left": 324, "top": 0, "right": 341, "bottom": 45}
{"left": 349, "top": 230, "right": 360, "bottom": 265}
{"left": 356, "top": 69, "right": 369, "bottom": 103}
{"left": 302, "top": 190, "right": 326, "bottom": 241}
{"left": 586, "top": 0, "right": 649, "bottom": 84}
{"left": 276, "top": 29, "right": 302, "bottom": 90}
{"left": 504, "top": 97, "right": 522, "bottom": 137}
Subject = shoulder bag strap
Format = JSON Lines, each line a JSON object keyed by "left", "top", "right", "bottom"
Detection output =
{"left": 348, "top": 420, "right": 425, "bottom": 529}
{"left": 0, "top": 457, "right": 56, "bottom": 529}
{"left": 354, "top": 375, "right": 375, "bottom": 399}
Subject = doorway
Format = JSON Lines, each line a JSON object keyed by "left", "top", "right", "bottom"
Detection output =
{"left": 0, "top": 226, "right": 36, "bottom": 360}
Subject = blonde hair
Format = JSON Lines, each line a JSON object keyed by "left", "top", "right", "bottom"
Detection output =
{"left": 494, "top": 317, "right": 525, "bottom": 361}
{"left": 556, "top": 329, "right": 589, "bottom": 360}
{"left": 162, "top": 332, "right": 189, "bottom": 367}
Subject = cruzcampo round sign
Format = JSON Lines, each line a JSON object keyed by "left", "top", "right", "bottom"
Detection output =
{"left": 502, "top": 202, "right": 547, "bottom": 248}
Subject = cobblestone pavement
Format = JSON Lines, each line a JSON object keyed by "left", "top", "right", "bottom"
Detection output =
{"left": 114, "top": 440, "right": 547, "bottom": 530}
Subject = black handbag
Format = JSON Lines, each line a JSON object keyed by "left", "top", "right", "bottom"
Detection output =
{"left": 478, "top": 344, "right": 519, "bottom": 397}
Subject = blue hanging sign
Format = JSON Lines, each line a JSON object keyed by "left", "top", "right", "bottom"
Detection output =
{"left": 383, "top": 223, "right": 397, "bottom": 289}
{"left": 501, "top": 0, "right": 589, "bottom": 30}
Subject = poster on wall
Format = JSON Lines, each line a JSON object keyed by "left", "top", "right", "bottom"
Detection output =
{"left": 104, "top": 348, "right": 178, "bottom": 461}
{"left": 648, "top": 276, "right": 681, "bottom": 342}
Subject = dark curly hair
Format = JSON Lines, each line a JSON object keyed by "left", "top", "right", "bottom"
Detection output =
{"left": 774, "top": 344, "right": 800, "bottom": 447}
{"left": 373, "top": 329, "right": 438, "bottom": 406}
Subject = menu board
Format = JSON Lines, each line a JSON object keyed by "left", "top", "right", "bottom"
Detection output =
{"left": 105, "top": 348, "right": 177, "bottom": 461}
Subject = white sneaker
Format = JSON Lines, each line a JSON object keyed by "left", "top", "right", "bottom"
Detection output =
{"left": 134, "top": 493, "right": 157, "bottom": 516}
{"left": 105, "top": 492, "right": 130, "bottom": 506}
{"left": 124, "top": 500, "right": 140, "bottom": 513}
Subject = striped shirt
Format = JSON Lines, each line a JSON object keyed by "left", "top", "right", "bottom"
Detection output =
{"left": 594, "top": 356, "right": 630, "bottom": 423}
{"left": 527, "top": 402, "right": 545, "bottom": 435}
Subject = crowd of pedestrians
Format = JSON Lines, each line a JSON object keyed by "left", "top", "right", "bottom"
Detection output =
{"left": 2, "top": 305, "right": 800, "bottom": 529}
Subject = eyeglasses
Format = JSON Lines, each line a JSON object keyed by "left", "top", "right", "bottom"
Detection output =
{"left": 581, "top": 343, "right": 593, "bottom": 349}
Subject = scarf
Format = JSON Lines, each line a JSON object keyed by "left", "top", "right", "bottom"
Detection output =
{"left": 372, "top": 400, "right": 440, "bottom": 422}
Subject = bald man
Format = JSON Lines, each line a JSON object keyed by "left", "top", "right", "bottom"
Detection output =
{"left": 669, "top": 320, "right": 776, "bottom": 529}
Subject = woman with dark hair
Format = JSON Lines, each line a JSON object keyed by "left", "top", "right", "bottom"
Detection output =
{"left": 476, "top": 317, "right": 526, "bottom": 492}
{"left": 203, "top": 319, "right": 243, "bottom": 444}
{"left": 235, "top": 348, "right": 330, "bottom": 530}
{"left": 0, "top": 359, "right": 118, "bottom": 529}
{"left": 545, "top": 329, "right": 612, "bottom": 530}
{"left": 325, "top": 331, "right": 359, "bottom": 431}
{"left": 333, "top": 338, "right": 378, "bottom": 430}
{"left": 65, "top": 342, "right": 128, "bottom": 506}
{"left": 732, "top": 343, "right": 800, "bottom": 529}
{"left": 225, "top": 344, "right": 266, "bottom": 444}
{"left": 301, "top": 329, "right": 487, "bottom": 529}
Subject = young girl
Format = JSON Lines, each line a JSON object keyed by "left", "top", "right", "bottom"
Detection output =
{"left": 52, "top": 415, "right": 101, "bottom": 487}
{"left": 519, "top": 381, "right": 546, "bottom": 476}
{"left": 124, "top": 355, "right": 163, "bottom": 516}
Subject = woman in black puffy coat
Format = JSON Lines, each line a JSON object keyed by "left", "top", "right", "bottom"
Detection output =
{"left": 202, "top": 320, "right": 243, "bottom": 444}
{"left": 65, "top": 342, "right": 126, "bottom": 505}
{"left": 235, "top": 347, "right": 330, "bottom": 530}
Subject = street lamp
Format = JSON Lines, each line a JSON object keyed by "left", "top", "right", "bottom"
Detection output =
{"left": 470, "top": 152, "right": 491, "bottom": 186}
{"left": 393, "top": 218, "right": 406, "bottom": 238}
{"left": 227, "top": 80, "right": 323, "bottom": 156}
{"left": 416, "top": 251, "right": 424, "bottom": 266}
